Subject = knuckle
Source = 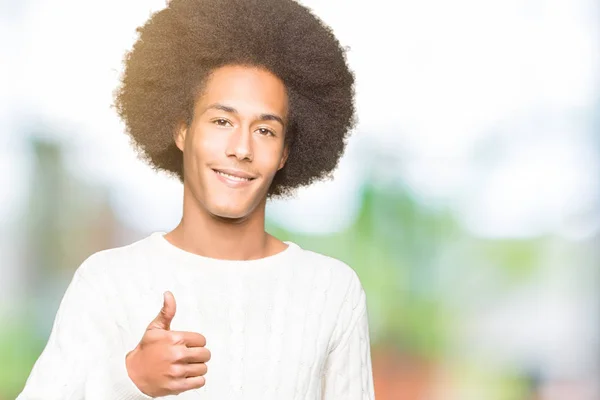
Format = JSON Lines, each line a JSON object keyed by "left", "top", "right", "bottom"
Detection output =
{"left": 172, "top": 348, "right": 186, "bottom": 362}
{"left": 166, "top": 380, "right": 184, "bottom": 394}
{"left": 169, "top": 332, "right": 183, "bottom": 344}
{"left": 168, "top": 364, "right": 185, "bottom": 378}
{"left": 141, "top": 330, "right": 158, "bottom": 344}
{"left": 204, "top": 348, "right": 212, "bottom": 361}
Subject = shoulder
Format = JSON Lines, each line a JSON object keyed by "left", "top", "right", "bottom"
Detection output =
{"left": 293, "top": 244, "right": 366, "bottom": 308}
{"left": 74, "top": 233, "right": 155, "bottom": 281}
{"left": 293, "top": 246, "right": 370, "bottom": 352}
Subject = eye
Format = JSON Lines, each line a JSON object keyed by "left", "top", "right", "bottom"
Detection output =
{"left": 257, "top": 127, "right": 275, "bottom": 137}
{"left": 212, "top": 118, "right": 231, "bottom": 126}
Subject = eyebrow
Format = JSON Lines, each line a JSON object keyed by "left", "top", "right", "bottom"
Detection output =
{"left": 203, "top": 103, "right": 286, "bottom": 127}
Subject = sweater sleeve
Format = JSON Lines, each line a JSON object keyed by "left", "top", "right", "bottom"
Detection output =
{"left": 321, "top": 275, "right": 375, "bottom": 399}
{"left": 16, "top": 255, "right": 153, "bottom": 400}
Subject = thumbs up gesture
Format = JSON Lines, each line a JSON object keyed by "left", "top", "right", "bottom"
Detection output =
{"left": 125, "top": 291, "right": 211, "bottom": 397}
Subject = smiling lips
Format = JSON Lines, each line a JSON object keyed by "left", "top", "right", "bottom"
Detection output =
{"left": 212, "top": 168, "right": 256, "bottom": 187}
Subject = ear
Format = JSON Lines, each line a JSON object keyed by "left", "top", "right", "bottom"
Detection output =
{"left": 278, "top": 145, "right": 289, "bottom": 170}
{"left": 174, "top": 122, "right": 187, "bottom": 152}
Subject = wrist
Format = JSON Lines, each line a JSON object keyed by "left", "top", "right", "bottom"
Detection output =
{"left": 125, "top": 348, "right": 146, "bottom": 394}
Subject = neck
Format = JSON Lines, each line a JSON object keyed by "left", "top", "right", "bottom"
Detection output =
{"left": 165, "top": 187, "right": 273, "bottom": 261}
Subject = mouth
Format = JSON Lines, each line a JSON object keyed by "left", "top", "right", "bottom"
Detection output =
{"left": 212, "top": 169, "right": 257, "bottom": 187}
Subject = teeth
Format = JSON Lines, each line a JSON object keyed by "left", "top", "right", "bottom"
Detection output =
{"left": 216, "top": 170, "right": 251, "bottom": 182}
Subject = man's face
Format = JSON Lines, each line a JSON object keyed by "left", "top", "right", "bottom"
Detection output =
{"left": 175, "top": 65, "right": 289, "bottom": 220}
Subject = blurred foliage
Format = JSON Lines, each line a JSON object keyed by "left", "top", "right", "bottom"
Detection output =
{"left": 0, "top": 313, "right": 46, "bottom": 399}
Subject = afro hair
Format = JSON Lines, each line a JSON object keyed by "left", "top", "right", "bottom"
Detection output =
{"left": 113, "top": 0, "right": 356, "bottom": 199}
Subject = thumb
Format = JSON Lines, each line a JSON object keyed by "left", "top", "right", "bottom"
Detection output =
{"left": 148, "top": 291, "right": 176, "bottom": 330}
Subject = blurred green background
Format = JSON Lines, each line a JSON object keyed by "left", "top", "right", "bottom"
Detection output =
{"left": 1, "top": 0, "right": 599, "bottom": 399}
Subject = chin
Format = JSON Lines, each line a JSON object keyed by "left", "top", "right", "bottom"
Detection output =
{"left": 208, "top": 203, "right": 251, "bottom": 220}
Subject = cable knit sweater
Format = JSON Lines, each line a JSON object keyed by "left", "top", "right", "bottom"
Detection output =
{"left": 17, "top": 232, "right": 375, "bottom": 399}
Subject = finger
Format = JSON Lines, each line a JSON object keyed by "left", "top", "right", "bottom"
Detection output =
{"left": 179, "top": 346, "right": 211, "bottom": 363}
{"left": 183, "top": 376, "right": 206, "bottom": 391}
{"left": 148, "top": 291, "right": 177, "bottom": 331}
{"left": 171, "top": 331, "right": 207, "bottom": 347}
{"left": 172, "top": 375, "right": 206, "bottom": 394}
{"left": 183, "top": 362, "right": 208, "bottom": 378}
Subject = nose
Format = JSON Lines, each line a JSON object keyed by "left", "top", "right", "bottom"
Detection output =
{"left": 225, "top": 126, "right": 253, "bottom": 161}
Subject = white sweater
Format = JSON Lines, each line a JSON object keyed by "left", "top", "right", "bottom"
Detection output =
{"left": 17, "top": 232, "right": 375, "bottom": 399}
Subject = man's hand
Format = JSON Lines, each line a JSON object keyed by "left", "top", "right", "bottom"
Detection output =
{"left": 125, "top": 291, "right": 211, "bottom": 397}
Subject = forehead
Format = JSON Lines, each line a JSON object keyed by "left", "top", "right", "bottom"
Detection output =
{"left": 197, "top": 65, "right": 288, "bottom": 118}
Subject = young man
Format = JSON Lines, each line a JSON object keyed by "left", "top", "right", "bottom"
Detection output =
{"left": 17, "top": 0, "right": 375, "bottom": 399}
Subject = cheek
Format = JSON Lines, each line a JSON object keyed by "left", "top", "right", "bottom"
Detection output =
{"left": 188, "top": 133, "right": 222, "bottom": 165}
{"left": 255, "top": 148, "right": 284, "bottom": 176}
